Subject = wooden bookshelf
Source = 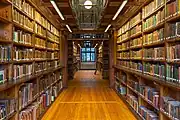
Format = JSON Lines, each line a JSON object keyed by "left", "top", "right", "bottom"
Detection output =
{"left": 114, "top": 0, "right": 180, "bottom": 120}
{"left": 0, "top": 0, "right": 65, "bottom": 119}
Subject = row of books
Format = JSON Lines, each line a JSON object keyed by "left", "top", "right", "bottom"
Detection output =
{"left": 0, "top": 5, "right": 11, "bottom": 21}
{"left": 139, "top": 106, "right": 158, "bottom": 120}
{"left": 13, "top": 9, "right": 33, "bottom": 31}
{"left": 13, "top": 64, "right": 33, "bottom": 80}
{"left": 115, "top": 83, "right": 126, "bottom": 95}
{"left": 130, "top": 24, "right": 142, "bottom": 36}
{"left": 35, "top": 37, "right": 46, "bottom": 48}
{"left": 139, "top": 85, "right": 159, "bottom": 108}
{"left": 130, "top": 61, "right": 142, "bottom": 72}
{"left": 166, "top": 22, "right": 180, "bottom": 39}
{"left": 143, "top": 62, "right": 165, "bottom": 78}
{"left": 47, "top": 32, "right": 59, "bottom": 43}
{"left": 35, "top": 50, "right": 46, "bottom": 60}
{"left": 130, "top": 50, "right": 142, "bottom": 59}
{"left": 117, "top": 60, "right": 130, "bottom": 68}
{"left": 117, "top": 42, "right": 129, "bottom": 50}
{"left": 115, "top": 71, "right": 127, "bottom": 83}
{"left": 35, "top": 23, "right": 46, "bottom": 37}
{"left": 117, "top": 52, "right": 129, "bottom": 59}
{"left": 161, "top": 96, "right": 180, "bottom": 119}
{"left": 19, "top": 83, "right": 38, "bottom": 110}
{"left": 0, "top": 29, "right": 10, "bottom": 42}
{"left": 143, "top": 28, "right": 164, "bottom": 45}
{"left": 118, "top": 22, "right": 129, "bottom": 36}
{"left": 0, "top": 65, "right": 9, "bottom": 84}
{"left": 143, "top": 8, "right": 164, "bottom": 30}
{"left": 13, "top": 30, "right": 32, "bottom": 45}
{"left": 14, "top": 47, "right": 33, "bottom": 61}
{"left": 130, "top": 13, "right": 141, "bottom": 28}
{"left": 143, "top": 47, "right": 164, "bottom": 60}
{"left": 166, "top": 64, "right": 180, "bottom": 84}
{"left": 127, "top": 94, "right": 138, "bottom": 112}
{"left": 13, "top": 0, "right": 34, "bottom": 19}
{"left": 167, "top": 44, "right": 180, "bottom": 62}
{"left": 47, "top": 60, "right": 59, "bottom": 69}
{"left": 142, "top": 0, "right": 164, "bottom": 19}
{"left": 47, "top": 42, "right": 59, "bottom": 50}
{"left": 166, "top": 1, "right": 180, "bottom": 18}
{"left": 130, "top": 37, "right": 142, "bottom": 48}
{"left": 19, "top": 102, "right": 39, "bottom": 120}
{"left": 47, "top": 52, "right": 58, "bottom": 59}
{"left": 0, "top": 45, "right": 11, "bottom": 62}
{"left": 34, "top": 62, "right": 46, "bottom": 73}
{"left": 0, "top": 99, "right": 16, "bottom": 120}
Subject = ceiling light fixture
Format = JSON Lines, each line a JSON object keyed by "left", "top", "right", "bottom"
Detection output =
{"left": 50, "top": 0, "right": 65, "bottom": 20}
{"left": 104, "top": 24, "right": 111, "bottom": 32}
{"left": 84, "top": 0, "right": 92, "bottom": 9}
{"left": 66, "top": 25, "right": 72, "bottom": 33}
{"left": 112, "top": 0, "right": 128, "bottom": 20}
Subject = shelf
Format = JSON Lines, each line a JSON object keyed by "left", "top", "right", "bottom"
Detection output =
{"left": 129, "top": 20, "right": 142, "bottom": 30}
{"left": 117, "top": 58, "right": 130, "bottom": 60}
{"left": 143, "top": 22, "right": 164, "bottom": 33}
{"left": 35, "top": 20, "right": 47, "bottom": 30}
{"left": 160, "top": 109, "right": 177, "bottom": 120}
{"left": 143, "top": 4, "right": 165, "bottom": 20}
{"left": 166, "top": 37, "right": 180, "bottom": 43}
{"left": 46, "top": 58, "right": 59, "bottom": 61}
{"left": 117, "top": 49, "right": 130, "bottom": 52}
{"left": 35, "top": 46, "right": 47, "bottom": 51}
{"left": 35, "top": 33, "right": 46, "bottom": 39}
{"left": 114, "top": 76, "right": 127, "bottom": 86}
{"left": 114, "top": 89, "right": 142, "bottom": 120}
{"left": 34, "top": 59, "right": 47, "bottom": 62}
{"left": 13, "top": 60, "right": 34, "bottom": 64}
{"left": 118, "top": 38, "right": 130, "bottom": 44}
{"left": 13, "top": 21, "right": 34, "bottom": 34}
{"left": 0, "top": 61, "right": 12, "bottom": 64}
{"left": 114, "top": 65, "right": 180, "bottom": 91}
{"left": 166, "top": 14, "right": 180, "bottom": 22}
{"left": 47, "top": 38, "right": 59, "bottom": 44}
{"left": 13, "top": 42, "right": 33, "bottom": 48}
{"left": 166, "top": 61, "right": 180, "bottom": 65}
{"left": 6, "top": 111, "right": 16, "bottom": 120}
{"left": 142, "top": 59, "right": 165, "bottom": 62}
{"left": 130, "top": 58, "right": 142, "bottom": 61}
{"left": 0, "top": 66, "right": 64, "bottom": 92}
{"left": 130, "top": 32, "right": 142, "bottom": 39}
{"left": 0, "top": 39, "right": 12, "bottom": 44}
{"left": 143, "top": 41, "right": 165, "bottom": 48}
{"left": 0, "top": 16, "right": 11, "bottom": 23}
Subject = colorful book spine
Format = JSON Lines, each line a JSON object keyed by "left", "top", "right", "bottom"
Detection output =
{"left": 166, "top": 64, "right": 180, "bottom": 84}
{"left": 139, "top": 106, "right": 158, "bottom": 120}
{"left": 34, "top": 23, "right": 46, "bottom": 36}
{"left": 130, "top": 37, "right": 142, "bottom": 48}
{"left": 130, "top": 50, "right": 142, "bottom": 59}
{"left": 35, "top": 50, "right": 46, "bottom": 60}
{"left": 13, "top": 47, "right": 33, "bottom": 61}
{"left": 143, "top": 47, "right": 164, "bottom": 60}
{"left": 130, "top": 61, "right": 143, "bottom": 72}
{"left": 127, "top": 94, "right": 138, "bottom": 112}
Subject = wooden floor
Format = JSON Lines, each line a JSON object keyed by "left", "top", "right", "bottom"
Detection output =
{"left": 42, "top": 70, "right": 137, "bottom": 120}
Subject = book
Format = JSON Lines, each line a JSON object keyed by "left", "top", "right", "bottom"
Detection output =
{"left": 167, "top": 44, "right": 180, "bottom": 61}
{"left": 127, "top": 94, "right": 138, "bottom": 112}
{"left": 34, "top": 62, "right": 46, "bottom": 73}
{"left": 13, "top": 30, "right": 32, "bottom": 45}
{"left": 143, "top": 47, "right": 164, "bottom": 60}
{"left": 130, "top": 49, "right": 142, "bottom": 59}
{"left": 130, "top": 24, "right": 142, "bottom": 36}
{"left": 161, "top": 96, "right": 180, "bottom": 119}
{"left": 0, "top": 99, "right": 16, "bottom": 119}
{"left": 13, "top": 47, "right": 33, "bottom": 61}
{"left": 13, "top": 64, "right": 33, "bottom": 80}
{"left": 166, "top": 64, "right": 180, "bottom": 83}
{"left": 166, "top": 22, "right": 180, "bottom": 39}
{"left": 130, "top": 12, "right": 141, "bottom": 28}
{"left": 139, "top": 106, "right": 158, "bottom": 120}
{"left": 34, "top": 23, "right": 46, "bottom": 36}
{"left": 130, "top": 61, "right": 143, "bottom": 72}
{"left": 0, "top": 65, "right": 8, "bottom": 84}
{"left": 130, "top": 37, "right": 142, "bottom": 48}
{"left": 19, "top": 102, "right": 39, "bottom": 120}
{"left": 35, "top": 50, "right": 46, "bottom": 60}
{"left": 35, "top": 37, "right": 46, "bottom": 48}
{"left": 0, "top": 45, "right": 11, "bottom": 62}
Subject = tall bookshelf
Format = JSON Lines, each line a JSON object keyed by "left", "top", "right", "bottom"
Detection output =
{"left": 114, "top": 0, "right": 180, "bottom": 120}
{"left": 97, "top": 41, "right": 109, "bottom": 79}
{"left": 0, "top": 0, "right": 64, "bottom": 119}
{"left": 68, "top": 41, "right": 79, "bottom": 80}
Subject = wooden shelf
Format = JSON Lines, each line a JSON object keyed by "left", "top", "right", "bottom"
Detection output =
{"left": 118, "top": 38, "right": 130, "bottom": 44}
{"left": 0, "top": 61, "right": 12, "bottom": 64}
{"left": 0, "top": 40, "right": 12, "bottom": 44}
{"left": 130, "top": 32, "right": 142, "bottom": 39}
{"left": 142, "top": 59, "right": 165, "bottom": 62}
{"left": 114, "top": 76, "right": 127, "bottom": 86}
{"left": 166, "top": 37, "right": 180, "bottom": 43}
{"left": 35, "top": 33, "right": 46, "bottom": 39}
{"left": 166, "top": 14, "right": 180, "bottom": 22}
{"left": 0, "top": 16, "right": 11, "bottom": 23}
{"left": 13, "top": 60, "right": 34, "bottom": 64}
{"left": 47, "top": 38, "right": 59, "bottom": 44}
{"left": 13, "top": 42, "right": 33, "bottom": 48}
{"left": 160, "top": 109, "right": 177, "bottom": 120}
{"left": 114, "top": 65, "right": 180, "bottom": 91}
{"left": 117, "top": 58, "right": 130, "bottom": 60}
{"left": 117, "top": 49, "right": 130, "bottom": 52}
{"left": 129, "top": 20, "right": 142, "bottom": 30}
{"left": 35, "top": 46, "right": 47, "bottom": 51}
{"left": 129, "top": 46, "right": 142, "bottom": 50}
{"left": 6, "top": 111, "right": 16, "bottom": 120}
{"left": 143, "top": 22, "right": 164, "bottom": 34}
{"left": 13, "top": 21, "right": 34, "bottom": 34}
{"left": 143, "top": 41, "right": 165, "bottom": 48}
{"left": 130, "top": 58, "right": 142, "bottom": 61}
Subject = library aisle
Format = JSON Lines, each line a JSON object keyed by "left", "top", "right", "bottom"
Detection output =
{"left": 42, "top": 70, "right": 137, "bottom": 120}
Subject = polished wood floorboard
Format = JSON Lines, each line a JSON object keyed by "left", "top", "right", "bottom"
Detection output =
{"left": 42, "top": 70, "right": 137, "bottom": 120}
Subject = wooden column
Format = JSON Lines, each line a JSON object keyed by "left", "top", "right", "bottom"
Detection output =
{"left": 60, "top": 31, "right": 68, "bottom": 88}
{"left": 109, "top": 29, "right": 117, "bottom": 88}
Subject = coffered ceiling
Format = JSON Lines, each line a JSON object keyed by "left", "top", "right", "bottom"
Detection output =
{"left": 41, "top": 0, "right": 143, "bottom": 32}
